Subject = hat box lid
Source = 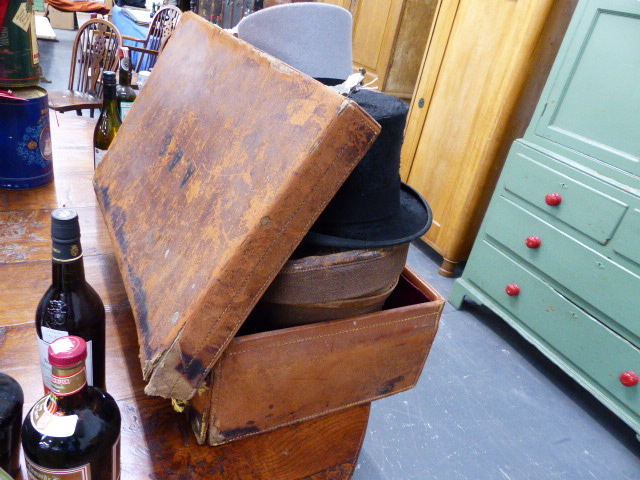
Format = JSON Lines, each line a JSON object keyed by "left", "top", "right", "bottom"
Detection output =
{"left": 93, "top": 12, "right": 380, "bottom": 402}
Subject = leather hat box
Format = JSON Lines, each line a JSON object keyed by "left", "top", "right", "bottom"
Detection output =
{"left": 93, "top": 11, "right": 443, "bottom": 446}
{"left": 189, "top": 265, "right": 443, "bottom": 446}
{"left": 94, "top": 11, "right": 380, "bottom": 402}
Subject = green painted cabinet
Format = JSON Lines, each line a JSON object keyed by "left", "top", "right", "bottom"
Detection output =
{"left": 450, "top": 0, "right": 640, "bottom": 435}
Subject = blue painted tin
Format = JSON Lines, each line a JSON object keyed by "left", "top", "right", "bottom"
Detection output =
{"left": 0, "top": 86, "right": 53, "bottom": 189}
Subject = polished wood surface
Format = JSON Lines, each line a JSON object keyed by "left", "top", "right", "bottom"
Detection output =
{"left": 0, "top": 112, "right": 370, "bottom": 479}
{"left": 47, "top": 90, "right": 101, "bottom": 114}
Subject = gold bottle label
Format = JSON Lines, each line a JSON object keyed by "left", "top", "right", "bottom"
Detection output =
{"left": 25, "top": 457, "right": 90, "bottom": 480}
{"left": 51, "top": 364, "right": 87, "bottom": 397}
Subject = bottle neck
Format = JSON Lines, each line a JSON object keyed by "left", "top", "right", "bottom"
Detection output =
{"left": 50, "top": 361, "right": 89, "bottom": 411}
{"left": 103, "top": 82, "right": 117, "bottom": 102}
{"left": 118, "top": 66, "right": 131, "bottom": 87}
{"left": 101, "top": 82, "right": 121, "bottom": 119}
{"left": 51, "top": 237, "right": 86, "bottom": 289}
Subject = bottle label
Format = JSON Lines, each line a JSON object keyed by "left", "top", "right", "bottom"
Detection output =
{"left": 51, "top": 365, "right": 87, "bottom": 397}
{"left": 29, "top": 395, "right": 79, "bottom": 438}
{"left": 52, "top": 242, "right": 82, "bottom": 263}
{"left": 25, "top": 456, "right": 90, "bottom": 480}
{"left": 39, "top": 329, "right": 94, "bottom": 393}
{"left": 120, "top": 101, "right": 133, "bottom": 120}
{"left": 94, "top": 147, "right": 107, "bottom": 168}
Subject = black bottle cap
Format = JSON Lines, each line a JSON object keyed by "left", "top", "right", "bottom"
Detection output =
{"left": 0, "top": 373, "right": 23, "bottom": 429}
{"left": 51, "top": 208, "right": 80, "bottom": 242}
{"left": 103, "top": 71, "right": 117, "bottom": 87}
{"left": 0, "top": 374, "right": 23, "bottom": 405}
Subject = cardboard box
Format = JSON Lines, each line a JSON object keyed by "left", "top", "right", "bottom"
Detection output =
{"left": 47, "top": 6, "right": 75, "bottom": 30}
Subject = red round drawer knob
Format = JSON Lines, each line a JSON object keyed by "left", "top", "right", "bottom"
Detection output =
{"left": 620, "top": 371, "right": 639, "bottom": 387}
{"left": 505, "top": 284, "right": 521, "bottom": 296}
{"left": 526, "top": 236, "right": 542, "bottom": 249}
{"left": 545, "top": 193, "right": 563, "bottom": 206}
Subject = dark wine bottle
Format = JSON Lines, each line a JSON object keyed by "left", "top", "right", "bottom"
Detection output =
{"left": 0, "top": 373, "right": 23, "bottom": 479}
{"left": 36, "top": 208, "right": 106, "bottom": 393}
{"left": 93, "top": 71, "right": 122, "bottom": 169}
{"left": 116, "top": 47, "right": 137, "bottom": 121}
{"left": 22, "top": 336, "right": 121, "bottom": 480}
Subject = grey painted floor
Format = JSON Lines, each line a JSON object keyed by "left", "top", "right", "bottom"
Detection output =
{"left": 355, "top": 241, "right": 640, "bottom": 479}
{"left": 36, "top": 19, "right": 640, "bottom": 480}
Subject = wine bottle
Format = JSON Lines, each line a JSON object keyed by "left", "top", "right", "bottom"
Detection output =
{"left": 116, "top": 47, "right": 136, "bottom": 121}
{"left": 93, "top": 71, "right": 122, "bottom": 169}
{"left": 22, "top": 336, "right": 121, "bottom": 480}
{"left": 35, "top": 208, "right": 106, "bottom": 393}
{"left": 0, "top": 373, "right": 23, "bottom": 479}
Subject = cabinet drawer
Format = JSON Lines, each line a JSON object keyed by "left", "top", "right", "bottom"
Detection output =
{"left": 463, "top": 241, "right": 640, "bottom": 422}
{"left": 613, "top": 208, "right": 640, "bottom": 268}
{"left": 484, "top": 196, "right": 640, "bottom": 342}
{"left": 501, "top": 142, "right": 627, "bottom": 244}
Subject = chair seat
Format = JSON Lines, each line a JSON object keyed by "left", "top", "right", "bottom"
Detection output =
{"left": 48, "top": 90, "right": 102, "bottom": 112}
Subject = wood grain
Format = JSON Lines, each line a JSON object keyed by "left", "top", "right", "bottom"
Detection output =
{"left": 1, "top": 318, "right": 370, "bottom": 480}
{"left": 400, "top": 0, "right": 577, "bottom": 275}
{"left": 0, "top": 111, "right": 369, "bottom": 479}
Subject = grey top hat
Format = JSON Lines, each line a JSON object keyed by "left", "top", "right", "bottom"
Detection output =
{"left": 236, "top": 3, "right": 354, "bottom": 80}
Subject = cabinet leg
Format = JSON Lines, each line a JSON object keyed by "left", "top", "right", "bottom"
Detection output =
{"left": 438, "top": 259, "right": 457, "bottom": 277}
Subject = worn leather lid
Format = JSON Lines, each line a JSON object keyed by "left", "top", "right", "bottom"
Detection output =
{"left": 93, "top": 13, "right": 380, "bottom": 401}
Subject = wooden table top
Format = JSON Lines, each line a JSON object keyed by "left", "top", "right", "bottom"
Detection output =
{"left": 0, "top": 111, "right": 369, "bottom": 480}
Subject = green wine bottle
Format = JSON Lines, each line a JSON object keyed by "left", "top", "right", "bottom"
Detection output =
{"left": 93, "top": 71, "right": 122, "bottom": 169}
{"left": 116, "top": 47, "right": 137, "bottom": 120}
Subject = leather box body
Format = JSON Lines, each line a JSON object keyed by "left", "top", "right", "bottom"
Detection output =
{"left": 189, "top": 266, "right": 443, "bottom": 446}
{"left": 93, "top": 12, "right": 380, "bottom": 402}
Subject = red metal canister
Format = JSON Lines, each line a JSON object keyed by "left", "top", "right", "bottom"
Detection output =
{"left": 0, "top": 0, "right": 40, "bottom": 88}
{"left": 0, "top": 86, "right": 54, "bottom": 189}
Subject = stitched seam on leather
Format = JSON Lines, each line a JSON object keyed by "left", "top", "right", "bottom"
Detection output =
{"left": 211, "top": 360, "right": 223, "bottom": 429}
{"left": 211, "top": 385, "right": 416, "bottom": 445}
{"left": 226, "top": 311, "right": 439, "bottom": 356}
{"left": 210, "top": 308, "right": 440, "bottom": 443}
{"left": 170, "top": 105, "right": 379, "bottom": 397}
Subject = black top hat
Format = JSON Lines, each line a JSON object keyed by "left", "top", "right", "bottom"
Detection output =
{"left": 303, "top": 86, "right": 432, "bottom": 249}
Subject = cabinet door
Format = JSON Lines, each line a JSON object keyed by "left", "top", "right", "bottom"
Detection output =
{"left": 350, "top": 0, "right": 404, "bottom": 87}
{"left": 530, "top": 0, "right": 640, "bottom": 177}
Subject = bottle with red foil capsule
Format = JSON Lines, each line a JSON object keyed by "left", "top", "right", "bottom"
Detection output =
{"left": 35, "top": 208, "right": 106, "bottom": 394}
{"left": 21, "top": 336, "right": 121, "bottom": 480}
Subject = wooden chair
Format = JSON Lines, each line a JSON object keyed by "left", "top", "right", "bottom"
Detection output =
{"left": 48, "top": 18, "right": 122, "bottom": 116}
{"left": 122, "top": 5, "right": 182, "bottom": 73}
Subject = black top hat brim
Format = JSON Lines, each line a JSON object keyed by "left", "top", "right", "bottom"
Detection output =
{"left": 303, "top": 182, "right": 433, "bottom": 249}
